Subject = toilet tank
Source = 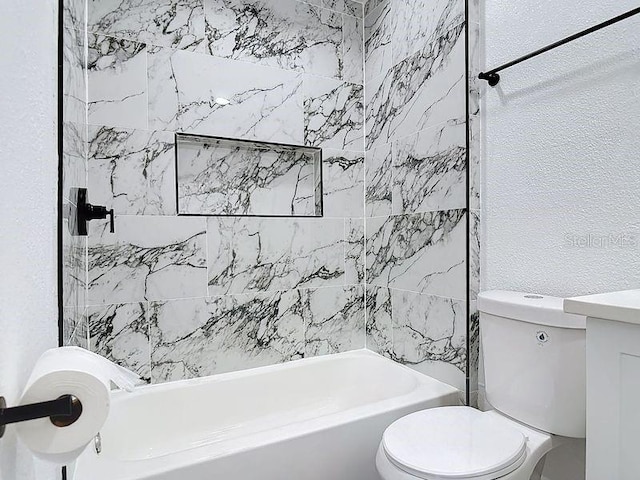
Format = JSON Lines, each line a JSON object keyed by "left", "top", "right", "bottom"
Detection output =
{"left": 478, "top": 291, "right": 586, "bottom": 438}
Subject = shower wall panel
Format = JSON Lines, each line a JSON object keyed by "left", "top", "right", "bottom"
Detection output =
{"left": 61, "top": 0, "right": 89, "bottom": 349}
{"left": 363, "top": 0, "right": 471, "bottom": 391}
{"left": 467, "top": 0, "right": 482, "bottom": 405}
{"left": 63, "top": 0, "right": 480, "bottom": 397}
{"left": 65, "top": 0, "right": 366, "bottom": 383}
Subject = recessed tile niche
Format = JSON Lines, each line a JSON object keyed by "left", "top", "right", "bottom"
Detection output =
{"left": 176, "top": 133, "right": 323, "bottom": 217}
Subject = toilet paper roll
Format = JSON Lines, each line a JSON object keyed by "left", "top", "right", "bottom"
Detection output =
{"left": 16, "top": 347, "right": 142, "bottom": 464}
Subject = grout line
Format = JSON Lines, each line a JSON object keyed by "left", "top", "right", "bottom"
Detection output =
{"left": 82, "top": 283, "right": 367, "bottom": 309}
{"left": 361, "top": 0, "right": 369, "bottom": 349}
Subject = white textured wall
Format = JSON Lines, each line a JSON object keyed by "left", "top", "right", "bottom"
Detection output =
{"left": 482, "top": 0, "right": 640, "bottom": 298}
{"left": 0, "top": 0, "right": 60, "bottom": 479}
{"left": 482, "top": 0, "right": 640, "bottom": 478}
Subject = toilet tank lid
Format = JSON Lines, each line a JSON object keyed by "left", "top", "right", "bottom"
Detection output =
{"left": 478, "top": 291, "right": 586, "bottom": 329}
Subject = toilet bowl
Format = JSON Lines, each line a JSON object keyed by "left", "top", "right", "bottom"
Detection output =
{"left": 376, "top": 291, "right": 586, "bottom": 480}
{"left": 376, "top": 407, "right": 564, "bottom": 480}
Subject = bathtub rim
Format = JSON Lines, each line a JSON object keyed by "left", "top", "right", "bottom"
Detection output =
{"left": 116, "top": 349, "right": 419, "bottom": 398}
{"left": 74, "top": 349, "right": 461, "bottom": 480}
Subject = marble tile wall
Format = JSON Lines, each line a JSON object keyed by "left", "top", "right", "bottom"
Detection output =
{"left": 467, "top": 0, "right": 482, "bottom": 405}
{"left": 63, "top": 0, "right": 481, "bottom": 396}
{"left": 62, "top": 0, "right": 89, "bottom": 348}
{"left": 363, "top": 0, "right": 470, "bottom": 391}
{"left": 62, "top": 0, "right": 366, "bottom": 383}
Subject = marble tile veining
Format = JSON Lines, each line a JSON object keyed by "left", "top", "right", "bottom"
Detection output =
{"left": 62, "top": 227, "right": 86, "bottom": 309}
{"left": 88, "top": 34, "right": 147, "bottom": 129}
{"left": 150, "top": 291, "right": 305, "bottom": 382}
{"left": 365, "top": 285, "right": 393, "bottom": 357}
{"left": 149, "top": 284, "right": 365, "bottom": 382}
{"left": 64, "top": 0, "right": 475, "bottom": 388}
{"left": 390, "top": 0, "right": 464, "bottom": 65}
{"left": 364, "top": 0, "right": 385, "bottom": 17}
{"left": 204, "top": 0, "right": 343, "bottom": 79}
{"left": 366, "top": 210, "right": 466, "bottom": 299}
{"left": 87, "top": 302, "right": 151, "bottom": 381}
{"left": 304, "top": 75, "right": 364, "bottom": 151}
{"left": 346, "top": 0, "right": 364, "bottom": 17}
{"left": 63, "top": 22, "right": 87, "bottom": 127}
{"left": 88, "top": 127, "right": 176, "bottom": 215}
{"left": 62, "top": 121, "right": 87, "bottom": 201}
{"left": 207, "top": 217, "right": 345, "bottom": 295}
{"left": 64, "top": 0, "right": 86, "bottom": 33}
{"left": 467, "top": 300, "right": 480, "bottom": 400}
{"left": 62, "top": 307, "right": 88, "bottom": 349}
{"left": 304, "top": 285, "right": 365, "bottom": 357}
{"left": 365, "top": 142, "right": 393, "bottom": 217}
{"left": 366, "top": 22, "right": 465, "bottom": 149}
{"left": 88, "top": 0, "right": 205, "bottom": 51}
{"left": 364, "top": 0, "right": 391, "bottom": 84}
{"left": 392, "top": 289, "right": 466, "bottom": 375}
{"left": 148, "top": 47, "right": 304, "bottom": 144}
{"left": 393, "top": 119, "right": 466, "bottom": 214}
{"left": 470, "top": 209, "right": 480, "bottom": 300}
{"left": 343, "top": 14, "right": 364, "bottom": 85}
{"left": 345, "top": 218, "right": 365, "bottom": 284}
{"left": 468, "top": 19, "right": 481, "bottom": 117}
{"left": 88, "top": 216, "right": 207, "bottom": 304}
{"left": 467, "top": 0, "right": 481, "bottom": 393}
{"left": 469, "top": 113, "right": 481, "bottom": 210}
{"left": 323, "top": 149, "right": 364, "bottom": 218}
{"left": 468, "top": 0, "right": 480, "bottom": 25}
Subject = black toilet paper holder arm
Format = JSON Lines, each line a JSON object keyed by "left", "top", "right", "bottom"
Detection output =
{"left": 0, "top": 394, "right": 83, "bottom": 438}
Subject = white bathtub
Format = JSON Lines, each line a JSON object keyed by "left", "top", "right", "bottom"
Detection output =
{"left": 72, "top": 350, "right": 459, "bottom": 480}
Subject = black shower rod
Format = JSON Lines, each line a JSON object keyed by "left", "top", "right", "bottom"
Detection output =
{"left": 479, "top": 6, "right": 640, "bottom": 86}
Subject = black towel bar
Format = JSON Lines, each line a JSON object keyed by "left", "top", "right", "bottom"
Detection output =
{"left": 479, "top": 6, "right": 640, "bottom": 86}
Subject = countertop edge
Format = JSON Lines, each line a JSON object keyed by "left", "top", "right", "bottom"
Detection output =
{"left": 564, "top": 290, "right": 640, "bottom": 326}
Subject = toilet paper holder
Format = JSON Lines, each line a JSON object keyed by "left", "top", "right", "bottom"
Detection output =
{"left": 0, "top": 395, "right": 83, "bottom": 438}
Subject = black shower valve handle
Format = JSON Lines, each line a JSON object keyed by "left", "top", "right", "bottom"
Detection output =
{"left": 67, "top": 188, "right": 116, "bottom": 236}
{"left": 84, "top": 203, "right": 115, "bottom": 233}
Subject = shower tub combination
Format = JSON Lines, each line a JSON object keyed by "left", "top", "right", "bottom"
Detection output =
{"left": 72, "top": 350, "right": 459, "bottom": 480}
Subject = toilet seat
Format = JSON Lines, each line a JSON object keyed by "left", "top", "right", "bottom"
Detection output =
{"left": 380, "top": 407, "right": 528, "bottom": 480}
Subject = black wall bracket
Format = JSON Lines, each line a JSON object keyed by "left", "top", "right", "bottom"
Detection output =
{"left": 0, "top": 395, "right": 83, "bottom": 439}
{"left": 478, "top": 72, "right": 500, "bottom": 87}
{"left": 66, "top": 187, "right": 114, "bottom": 237}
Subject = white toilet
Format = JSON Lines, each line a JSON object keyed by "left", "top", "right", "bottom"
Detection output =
{"left": 376, "top": 291, "right": 586, "bottom": 480}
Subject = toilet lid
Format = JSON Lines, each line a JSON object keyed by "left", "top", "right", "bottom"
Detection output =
{"left": 382, "top": 407, "right": 527, "bottom": 480}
